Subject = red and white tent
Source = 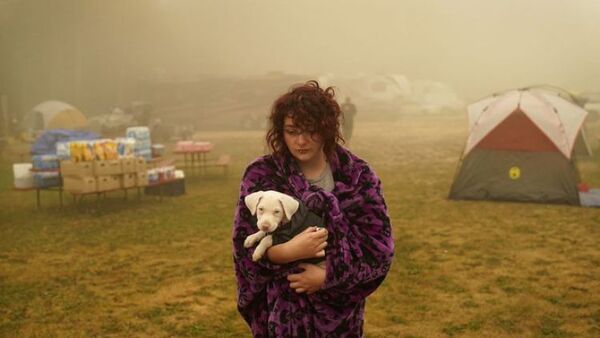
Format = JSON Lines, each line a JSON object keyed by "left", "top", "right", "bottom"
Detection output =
{"left": 450, "top": 88, "right": 589, "bottom": 205}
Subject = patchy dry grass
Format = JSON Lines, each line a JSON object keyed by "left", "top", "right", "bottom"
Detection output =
{"left": 0, "top": 114, "right": 599, "bottom": 337}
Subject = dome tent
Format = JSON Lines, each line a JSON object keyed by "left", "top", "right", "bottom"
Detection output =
{"left": 449, "top": 88, "right": 588, "bottom": 205}
{"left": 25, "top": 100, "right": 87, "bottom": 130}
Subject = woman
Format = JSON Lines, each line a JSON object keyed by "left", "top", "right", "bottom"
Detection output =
{"left": 232, "top": 80, "right": 394, "bottom": 337}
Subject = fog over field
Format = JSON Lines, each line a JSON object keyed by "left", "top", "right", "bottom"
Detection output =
{"left": 1, "top": 2, "right": 600, "bottom": 337}
{"left": 1, "top": 0, "right": 600, "bottom": 124}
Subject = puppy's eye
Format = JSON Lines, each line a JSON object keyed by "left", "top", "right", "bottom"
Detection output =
{"left": 258, "top": 207, "right": 264, "bottom": 212}
{"left": 274, "top": 210, "right": 280, "bottom": 214}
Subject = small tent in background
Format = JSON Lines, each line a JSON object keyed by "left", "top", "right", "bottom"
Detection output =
{"left": 24, "top": 100, "right": 87, "bottom": 131}
{"left": 449, "top": 88, "right": 588, "bottom": 205}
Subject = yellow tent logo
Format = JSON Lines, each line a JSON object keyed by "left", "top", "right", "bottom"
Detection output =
{"left": 509, "top": 166, "right": 521, "bottom": 180}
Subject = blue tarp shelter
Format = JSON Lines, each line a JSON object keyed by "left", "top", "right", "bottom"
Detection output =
{"left": 31, "top": 129, "right": 99, "bottom": 155}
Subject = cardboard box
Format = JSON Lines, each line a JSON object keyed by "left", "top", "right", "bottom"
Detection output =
{"left": 134, "top": 157, "right": 147, "bottom": 172}
{"left": 94, "top": 160, "right": 122, "bottom": 176}
{"left": 136, "top": 172, "right": 149, "bottom": 187}
{"left": 63, "top": 176, "right": 97, "bottom": 194}
{"left": 120, "top": 158, "right": 136, "bottom": 173}
{"left": 121, "top": 173, "right": 136, "bottom": 189}
{"left": 97, "top": 175, "right": 120, "bottom": 192}
{"left": 60, "top": 160, "right": 94, "bottom": 177}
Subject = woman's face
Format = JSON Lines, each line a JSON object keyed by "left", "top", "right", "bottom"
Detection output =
{"left": 283, "top": 116, "right": 324, "bottom": 164}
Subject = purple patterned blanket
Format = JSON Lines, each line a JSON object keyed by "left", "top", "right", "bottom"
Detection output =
{"left": 232, "top": 145, "right": 394, "bottom": 337}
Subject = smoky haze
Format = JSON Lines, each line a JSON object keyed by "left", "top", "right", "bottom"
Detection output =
{"left": 1, "top": 0, "right": 600, "bottom": 128}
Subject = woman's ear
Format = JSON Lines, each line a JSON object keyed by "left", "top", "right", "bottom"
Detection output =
{"left": 244, "top": 191, "right": 264, "bottom": 215}
{"left": 278, "top": 193, "right": 299, "bottom": 222}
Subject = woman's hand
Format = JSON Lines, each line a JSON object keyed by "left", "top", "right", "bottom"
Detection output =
{"left": 266, "top": 226, "right": 328, "bottom": 264}
{"left": 287, "top": 226, "right": 328, "bottom": 261}
{"left": 287, "top": 263, "right": 327, "bottom": 294}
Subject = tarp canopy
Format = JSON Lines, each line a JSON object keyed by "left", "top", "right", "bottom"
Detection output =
{"left": 31, "top": 129, "right": 99, "bottom": 155}
{"left": 26, "top": 100, "right": 88, "bottom": 130}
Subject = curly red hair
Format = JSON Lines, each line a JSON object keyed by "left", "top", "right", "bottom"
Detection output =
{"left": 266, "top": 80, "right": 343, "bottom": 159}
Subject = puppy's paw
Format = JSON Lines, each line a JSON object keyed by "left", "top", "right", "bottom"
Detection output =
{"left": 244, "top": 237, "right": 254, "bottom": 248}
{"left": 252, "top": 251, "right": 263, "bottom": 262}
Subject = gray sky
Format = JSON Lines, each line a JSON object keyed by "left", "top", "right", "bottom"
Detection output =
{"left": 2, "top": 0, "right": 600, "bottom": 108}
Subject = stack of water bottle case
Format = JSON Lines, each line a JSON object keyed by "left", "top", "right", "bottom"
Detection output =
{"left": 60, "top": 141, "right": 148, "bottom": 194}
{"left": 59, "top": 127, "right": 152, "bottom": 194}
{"left": 127, "top": 126, "right": 153, "bottom": 161}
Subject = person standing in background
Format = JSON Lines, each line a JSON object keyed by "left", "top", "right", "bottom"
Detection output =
{"left": 341, "top": 97, "right": 357, "bottom": 145}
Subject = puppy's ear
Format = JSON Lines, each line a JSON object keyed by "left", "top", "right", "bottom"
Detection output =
{"left": 278, "top": 193, "right": 299, "bottom": 222}
{"left": 244, "top": 191, "right": 264, "bottom": 215}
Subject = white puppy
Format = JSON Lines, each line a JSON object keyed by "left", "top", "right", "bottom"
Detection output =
{"left": 244, "top": 190, "right": 300, "bottom": 262}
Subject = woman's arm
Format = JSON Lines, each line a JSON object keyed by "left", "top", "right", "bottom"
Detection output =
{"left": 266, "top": 242, "right": 294, "bottom": 264}
{"left": 266, "top": 227, "right": 328, "bottom": 264}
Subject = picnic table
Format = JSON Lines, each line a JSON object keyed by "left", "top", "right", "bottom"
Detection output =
{"left": 174, "top": 141, "right": 214, "bottom": 171}
{"left": 173, "top": 141, "right": 231, "bottom": 175}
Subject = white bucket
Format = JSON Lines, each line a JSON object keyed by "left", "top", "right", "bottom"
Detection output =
{"left": 13, "top": 163, "right": 33, "bottom": 189}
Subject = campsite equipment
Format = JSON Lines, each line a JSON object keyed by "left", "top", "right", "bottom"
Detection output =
{"left": 25, "top": 101, "right": 87, "bottom": 130}
{"left": 13, "top": 163, "right": 34, "bottom": 189}
{"left": 449, "top": 88, "right": 588, "bottom": 205}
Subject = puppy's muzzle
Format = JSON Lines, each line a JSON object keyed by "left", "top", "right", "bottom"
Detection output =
{"left": 257, "top": 221, "right": 273, "bottom": 232}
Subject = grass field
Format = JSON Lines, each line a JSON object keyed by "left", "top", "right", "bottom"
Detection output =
{"left": 1, "top": 114, "right": 599, "bottom": 337}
